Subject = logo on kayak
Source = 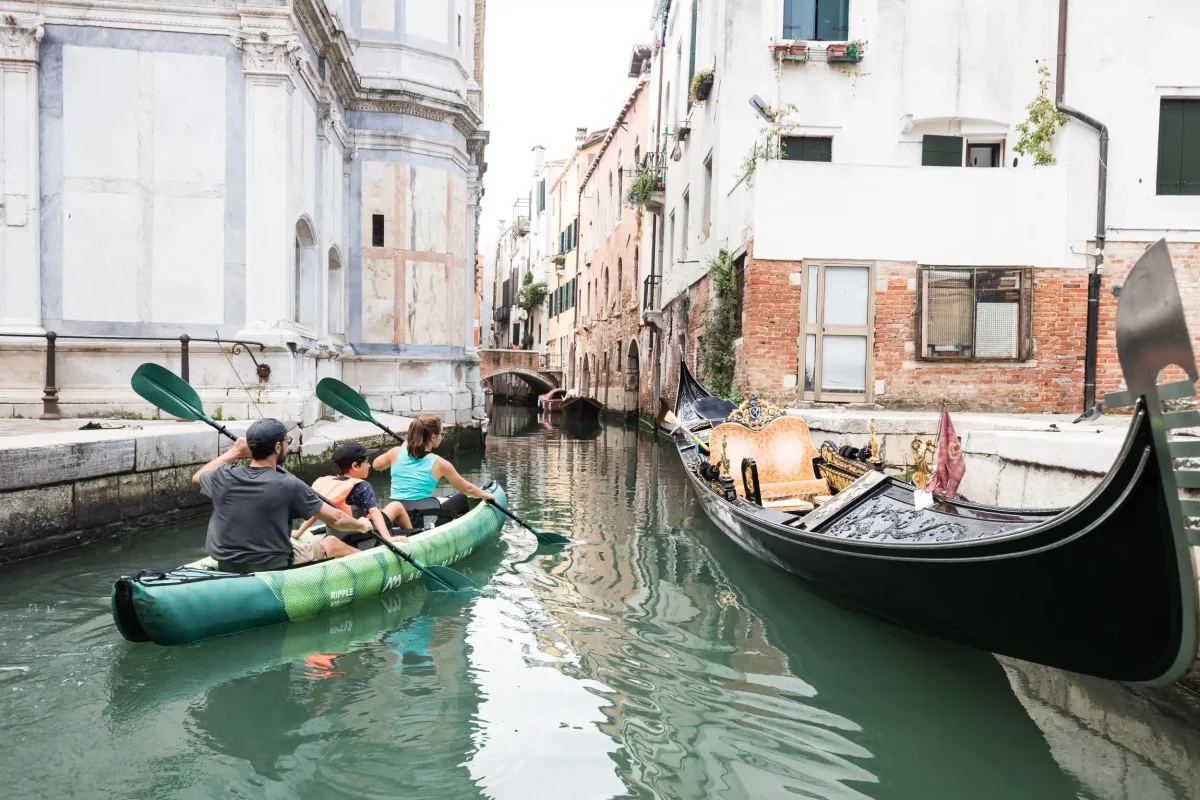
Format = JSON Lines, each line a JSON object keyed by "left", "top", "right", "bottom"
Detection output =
{"left": 329, "top": 587, "right": 354, "bottom": 604}
{"left": 382, "top": 574, "right": 405, "bottom": 593}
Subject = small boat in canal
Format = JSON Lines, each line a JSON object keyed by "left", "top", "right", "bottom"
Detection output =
{"left": 538, "top": 387, "right": 567, "bottom": 412}
{"left": 111, "top": 483, "right": 507, "bottom": 646}
{"left": 562, "top": 393, "right": 603, "bottom": 420}
{"left": 664, "top": 239, "right": 1199, "bottom": 687}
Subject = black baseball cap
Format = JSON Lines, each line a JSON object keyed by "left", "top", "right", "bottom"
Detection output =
{"left": 245, "top": 418, "right": 298, "bottom": 446}
{"left": 332, "top": 441, "right": 380, "bottom": 469}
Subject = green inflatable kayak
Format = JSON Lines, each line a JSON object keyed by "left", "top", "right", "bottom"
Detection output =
{"left": 112, "top": 482, "right": 507, "bottom": 646}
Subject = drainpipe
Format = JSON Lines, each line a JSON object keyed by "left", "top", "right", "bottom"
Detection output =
{"left": 1057, "top": 0, "right": 1108, "bottom": 413}
{"left": 650, "top": 0, "right": 671, "bottom": 414}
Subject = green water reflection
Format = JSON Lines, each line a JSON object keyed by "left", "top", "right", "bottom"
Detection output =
{"left": 0, "top": 406, "right": 1192, "bottom": 798}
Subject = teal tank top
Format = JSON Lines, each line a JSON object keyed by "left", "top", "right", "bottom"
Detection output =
{"left": 389, "top": 450, "right": 440, "bottom": 501}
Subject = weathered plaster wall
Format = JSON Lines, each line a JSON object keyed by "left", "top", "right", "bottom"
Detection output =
{"left": 39, "top": 26, "right": 248, "bottom": 339}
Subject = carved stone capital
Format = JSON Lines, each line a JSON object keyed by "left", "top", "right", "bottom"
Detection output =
{"left": 0, "top": 15, "right": 44, "bottom": 64}
{"left": 231, "top": 33, "right": 301, "bottom": 78}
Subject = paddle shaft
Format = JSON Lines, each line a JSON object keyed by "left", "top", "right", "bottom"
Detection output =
{"left": 485, "top": 499, "right": 570, "bottom": 545}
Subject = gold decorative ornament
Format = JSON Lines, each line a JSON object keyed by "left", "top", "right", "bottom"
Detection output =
{"left": 725, "top": 395, "right": 785, "bottom": 431}
{"left": 720, "top": 436, "right": 731, "bottom": 476}
{"left": 910, "top": 436, "right": 936, "bottom": 489}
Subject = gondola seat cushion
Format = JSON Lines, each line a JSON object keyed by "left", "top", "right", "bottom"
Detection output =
{"left": 708, "top": 416, "right": 829, "bottom": 503}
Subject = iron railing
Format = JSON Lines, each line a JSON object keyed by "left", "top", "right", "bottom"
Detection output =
{"left": 540, "top": 353, "right": 563, "bottom": 372}
{"left": 0, "top": 332, "right": 265, "bottom": 420}
{"left": 643, "top": 274, "right": 662, "bottom": 312}
{"left": 493, "top": 306, "right": 511, "bottom": 324}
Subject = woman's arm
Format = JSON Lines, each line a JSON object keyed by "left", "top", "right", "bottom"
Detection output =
{"left": 372, "top": 446, "right": 402, "bottom": 471}
{"left": 432, "top": 458, "right": 494, "bottom": 501}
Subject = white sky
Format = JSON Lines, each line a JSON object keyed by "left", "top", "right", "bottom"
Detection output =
{"left": 480, "top": 0, "right": 653, "bottom": 259}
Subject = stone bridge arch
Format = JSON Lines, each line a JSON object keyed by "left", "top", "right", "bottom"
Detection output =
{"left": 481, "top": 368, "right": 558, "bottom": 393}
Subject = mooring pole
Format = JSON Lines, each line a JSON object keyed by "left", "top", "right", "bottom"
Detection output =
{"left": 40, "top": 331, "right": 60, "bottom": 420}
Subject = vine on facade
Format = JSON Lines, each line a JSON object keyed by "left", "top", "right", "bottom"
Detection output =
{"left": 699, "top": 249, "right": 741, "bottom": 401}
{"left": 1013, "top": 65, "right": 1068, "bottom": 166}
{"left": 518, "top": 270, "right": 548, "bottom": 311}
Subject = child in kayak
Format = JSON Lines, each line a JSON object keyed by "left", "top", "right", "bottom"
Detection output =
{"left": 293, "top": 441, "right": 413, "bottom": 547}
{"left": 373, "top": 414, "right": 494, "bottom": 528}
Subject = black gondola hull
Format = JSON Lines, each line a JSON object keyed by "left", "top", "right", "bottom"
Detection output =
{"left": 670, "top": 352, "right": 1197, "bottom": 685}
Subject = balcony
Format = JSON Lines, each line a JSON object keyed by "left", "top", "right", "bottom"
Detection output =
{"left": 641, "top": 274, "right": 663, "bottom": 329}
{"left": 493, "top": 306, "right": 511, "bottom": 324}
{"left": 751, "top": 159, "right": 1079, "bottom": 268}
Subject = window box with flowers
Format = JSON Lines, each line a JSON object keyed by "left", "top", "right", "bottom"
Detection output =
{"left": 826, "top": 41, "right": 864, "bottom": 63}
{"left": 690, "top": 69, "right": 714, "bottom": 104}
{"left": 771, "top": 42, "right": 808, "bottom": 63}
{"left": 551, "top": 254, "right": 566, "bottom": 270}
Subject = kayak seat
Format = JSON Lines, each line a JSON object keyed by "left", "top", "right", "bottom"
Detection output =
{"left": 709, "top": 410, "right": 829, "bottom": 506}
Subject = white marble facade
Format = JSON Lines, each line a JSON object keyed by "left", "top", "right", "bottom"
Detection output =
{"left": 0, "top": 0, "right": 488, "bottom": 426}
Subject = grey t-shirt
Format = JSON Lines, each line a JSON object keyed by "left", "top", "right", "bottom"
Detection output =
{"left": 199, "top": 465, "right": 324, "bottom": 567}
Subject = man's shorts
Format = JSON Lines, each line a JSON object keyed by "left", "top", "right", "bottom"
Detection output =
{"left": 293, "top": 537, "right": 333, "bottom": 566}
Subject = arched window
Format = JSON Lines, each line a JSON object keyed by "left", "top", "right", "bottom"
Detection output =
{"left": 616, "top": 257, "right": 623, "bottom": 307}
{"left": 294, "top": 217, "right": 318, "bottom": 330}
{"left": 604, "top": 267, "right": 610, "bottom": 315}
{"left": 608, "top": 171, "right": 614, "bottom": 230}
{"left": 616, "top": 153, "right": 623, "bottom": 223}
{"left": 327, "top": 247, "right": 344, "bottom": 337}
{"left": 627, "top": 339, "right": 639, "bottom": 374}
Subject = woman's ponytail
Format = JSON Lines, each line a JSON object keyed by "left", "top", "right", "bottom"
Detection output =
{"left": 406, "top": 414, "right": 443, "bottom": 459}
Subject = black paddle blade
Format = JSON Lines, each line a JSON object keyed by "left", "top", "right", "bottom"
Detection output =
{"left": 316, "top": 378, "right": 375, "bottom": 423}
{"left": 131, "top": 363, "right": 209, "bottom": 423}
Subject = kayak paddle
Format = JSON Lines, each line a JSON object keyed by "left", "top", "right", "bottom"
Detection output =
{"left": 316, "top": 377, "right": 407, "bottom": 442}
{"left": 485, "top": 499, "right": 572, "bottom": 546}
{"left": 130, "top": 363, "right": 478, "bottom": 594}
{"left": 369, "top": 529, "right": 478, "bottom": 593}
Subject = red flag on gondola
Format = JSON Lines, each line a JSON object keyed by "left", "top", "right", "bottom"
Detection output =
{"left": 927, "top": 405, "right": 965, "bottom": 499}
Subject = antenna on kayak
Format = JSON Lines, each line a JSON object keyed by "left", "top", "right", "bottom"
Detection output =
{"left": 216, "top": 331, "right": 265, "bottom": 419}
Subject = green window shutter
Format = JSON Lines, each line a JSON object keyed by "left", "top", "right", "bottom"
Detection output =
{"left": 1158, "top": 100, "right": 1185, "bottom": 195}
{"left": 1181, "top": 101, "right": 1200, "bottom": 196}
{"left": 922, "top": 135, "right": 964, "bottom": 167}
{"left": 804, "top": 136, "right": 832, "bottom": 162}
{"left": 687, "top": 0, "right": 698, "bottom": 111}
{"left": 782, "top": 136, "right": 833, "bottom": 162}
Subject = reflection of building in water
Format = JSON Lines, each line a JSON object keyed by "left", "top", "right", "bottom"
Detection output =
{"left": 1002, "top": 658, "right": 1200, "bottom": 799}
{"left": 513, "top": 425, "right": 879, "bottom": 798}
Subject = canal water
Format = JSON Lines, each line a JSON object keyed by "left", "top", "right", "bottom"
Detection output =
{"left": 1, "top": 406, "right": 1196, "bottom": 799}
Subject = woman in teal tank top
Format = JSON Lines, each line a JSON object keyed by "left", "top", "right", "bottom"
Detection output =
{"left": 373, "top": 414, "right": 494, "bottom": 528}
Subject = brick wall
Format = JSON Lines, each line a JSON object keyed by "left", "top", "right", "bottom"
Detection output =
{"left": 1096, "top": 241, "right": 1200, "bottom": 399}
{"left": 873, "top": 263, "right": 1089, "bottom": 412}
{"left": 740, "top": 244, "right": 803, "bottom": 405}
{"left": 659, "top": 275, "right": 711, "bottom": 410}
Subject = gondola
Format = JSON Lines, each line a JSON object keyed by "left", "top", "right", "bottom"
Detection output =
{"left": 562, "top": 394, "right": 603, "bottom": 420}
{"left": 665, "top": 239, "right": 1199, "bottom": 686}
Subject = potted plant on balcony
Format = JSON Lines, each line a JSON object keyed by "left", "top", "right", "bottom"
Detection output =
{"left": 826, "top": 41, "right": 864, "bottom": 63}
{"left": 690, "top": 69, "right": 714, "bottom": 104}
{"left": 627, "top": 165, "right": 665, "bottom": 211}
{"left": 551, "top": 254, "right": 566, "bottom": 269}
{"left": 771, "top": 41, "right": 808, "bottom": 63}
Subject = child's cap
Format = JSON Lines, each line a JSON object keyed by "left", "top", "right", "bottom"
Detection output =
{"left": 332, "top": 441, "right": 380, "bottom": 471}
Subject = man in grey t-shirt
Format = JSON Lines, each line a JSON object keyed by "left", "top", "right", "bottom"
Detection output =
{"left": 192, "top": 419, "right": 371, "bottom": 572}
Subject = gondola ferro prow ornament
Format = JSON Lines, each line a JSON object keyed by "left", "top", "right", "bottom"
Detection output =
{"left": 1103, "top": 238, "right": 1200, "bottom": 685}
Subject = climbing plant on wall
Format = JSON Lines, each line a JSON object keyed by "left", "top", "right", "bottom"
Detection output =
{"left": 1014, "top": 65, "right": 1068, "bottom": 166}
{"left": 699, "top": 249, "right": 741, "bottom": 401}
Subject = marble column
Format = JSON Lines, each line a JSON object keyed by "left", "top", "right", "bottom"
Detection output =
{"left": 234, "top": 33, "right": 298, "bottom": 344}
{"left": 0, "top": 15, "right": 43, "bottom": 334}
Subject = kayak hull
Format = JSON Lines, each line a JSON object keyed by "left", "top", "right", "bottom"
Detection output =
{"left": 112, "top": 483, "right": 506, "bottom": 646}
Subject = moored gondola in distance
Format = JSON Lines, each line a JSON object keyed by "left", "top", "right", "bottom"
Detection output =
{"left": 665, "top": 239, "right": 1199, "bottom": 686}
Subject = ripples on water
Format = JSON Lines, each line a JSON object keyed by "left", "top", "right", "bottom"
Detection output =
{"left": 0, "top": 406, "right": 1196, "bottom": 799}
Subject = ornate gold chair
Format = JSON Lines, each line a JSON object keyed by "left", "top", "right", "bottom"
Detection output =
{"left": 708, "top": 397, "right": 829, "bottom": 512}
